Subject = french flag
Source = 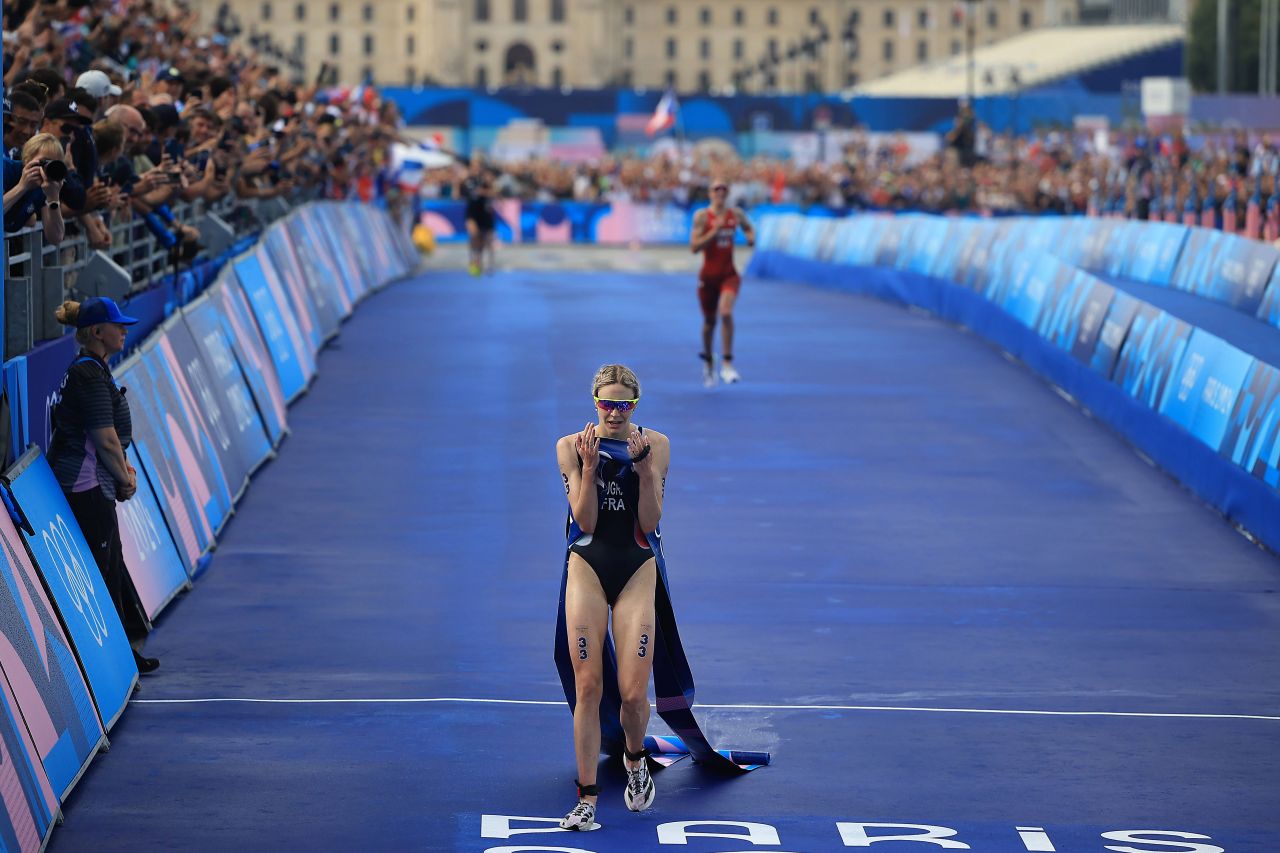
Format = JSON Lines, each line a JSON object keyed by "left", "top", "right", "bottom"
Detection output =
{"left": 646, "top": 91, "right": 679, "bottom": 137}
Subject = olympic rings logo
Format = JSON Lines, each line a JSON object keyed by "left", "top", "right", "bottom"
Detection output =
{"left": 41, "top": 513, "right": 109, "bottom": 646}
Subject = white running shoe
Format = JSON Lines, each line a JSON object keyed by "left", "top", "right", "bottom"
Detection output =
{"left": 560, "top": 800, "right": 597, "bottom": 831}
{"left": 623, "top": 753, "right": 656, "bottom": 812}
{"left": 701, "top": 356, "right": 717, "bottom": 387}
{"left": 719, "top": 361, "right": 741, "bottom": 384}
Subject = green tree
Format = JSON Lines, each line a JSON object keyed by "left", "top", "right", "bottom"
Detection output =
{"left": 1187, "top": 0, "right": 1271, "bottom": 93}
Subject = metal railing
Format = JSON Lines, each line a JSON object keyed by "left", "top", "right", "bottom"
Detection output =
{"left": 4, "top": 193, "right": 296, "bottom": 360}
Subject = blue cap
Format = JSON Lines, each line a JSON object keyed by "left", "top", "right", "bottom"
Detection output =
{"left": 77, "top": 297, "right": 139, "bottom": 328}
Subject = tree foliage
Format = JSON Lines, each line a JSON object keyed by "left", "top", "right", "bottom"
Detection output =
{"left": 1187, "top": 0, "right": 1273, "bottom": 93}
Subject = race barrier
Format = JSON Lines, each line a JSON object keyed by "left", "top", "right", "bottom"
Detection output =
{"left": 0, "top": 202, "right": 416, "bottom": 850}
{"left": 750, "top": 212, "right": 1280, "bottom": 554}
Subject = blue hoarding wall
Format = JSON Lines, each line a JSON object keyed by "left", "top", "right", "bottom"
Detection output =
{"left": 5, "top": 451, "right": 137, "bottom": 732}
{"left": 0, "top": 498, "right": 104, "bottom": 801}
{"left": 232, "top": 256, "right": 311, "bottom": 403}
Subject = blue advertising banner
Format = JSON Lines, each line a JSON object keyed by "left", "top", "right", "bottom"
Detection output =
{"left": 308, "top": 206, "right": 372, "bottom": 302}
{"left": 872, "top": 216, "right": 906, "bottom": 267}
{"left": 1220, "top": 360, "right": 1280, "bottom": 489}
{"left": 831, "top": 216, "right": 890, "bottom": 267}
{"left": 4, "top": 449, "right": 137, "bottom": 731}
{"left": 255, "top": 244, "right": 325, "bottom": 360}
{"left": 1257, "top": 266, "right": 1280, "bottom": 331}
{"left": 232, "top": 255, "right": 312, "bottom": 403}
{"left": 1117, "top": 221, "right": 1188, "bottom": 285}
{"left": 4, "top": 357, "right": 27, "bottom": 459}
{"left": 1074, "top": 218, "right": 1117, "bottom": 272}
{"left": 19, "top": 335, "right": 76, "bottom": 455}
{"left": 1090, "top": 291, "right": 1144, "bottom": 378}
{"left": 1002, "top": 254, "right": 1066, "bottom": 328}
{"left": 1201, "top": 234, "right": 1278, "bottom": 312}
{"left": 205, "top": 280, "right": 288, "bottom": 447}
{"left": 0, "top": 662, "right": 59, "bottom": 850}
{"left": 181, "top": 297, "right": 274, "bottom": 475}
{"left": 1100, "top": 219, "right": 1144, "bottom": 278}
{"left": 138, "top": 331, "right": 234, "bottom": 533}
{"left": 1036, "top": 271, "right": 1116, "bottom": 364}
{"left": 160, "top": 318, "right": 254, "bottom": 501}
{"left": 0, "top": 495, "right": 104, "bottom": 800}
{"left": 116, "top": 445, "right": 190, "bottom": 619}
{"left": 1158, "top": 331, "right": 1256, "bottom": 450}
{"left": 1113, "top": 305, "right": 1194, "bottom": 409}
{"left": 114, "top": 357, "right": 214, "bottom": 572}
{"left": 265, "top": 228, "right": 343, "bottom": 340}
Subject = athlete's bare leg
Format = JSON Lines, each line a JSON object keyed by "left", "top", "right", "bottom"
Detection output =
{"left": 465, "top": 220, "right": 482, "bottom": 274}
{"left": 718, "top": 289, "right": 737, "bottom": 361}
{"left": 483, "top": 230, "right": 496, "bottom": 273}
{"left": 565, "top": 552, "right": 610, "bottom": 805}
{"left": 701, "top": 316, "right": 716, "bottom": 361}
{"left": 611, "top": 559, "right": 657, "bottom": 754}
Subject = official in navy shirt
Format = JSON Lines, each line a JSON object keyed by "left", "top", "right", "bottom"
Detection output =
{"left": 47, "top": 297, "right": 159, "bottom": 674}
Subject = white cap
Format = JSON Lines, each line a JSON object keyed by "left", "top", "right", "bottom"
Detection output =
{"left": 76, "top": 70, "right": 123, "bottom": 99}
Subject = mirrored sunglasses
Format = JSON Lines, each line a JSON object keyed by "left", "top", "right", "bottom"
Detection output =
{"left": 593, "top": 396, "right": 638, "bottom": 413}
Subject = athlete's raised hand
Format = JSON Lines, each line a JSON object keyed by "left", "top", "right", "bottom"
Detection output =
{"left": 577, "top": 422, "right": 600, "bottom": 470}
{"left": 627, "top": 428, "right": 652, "bottom": 472}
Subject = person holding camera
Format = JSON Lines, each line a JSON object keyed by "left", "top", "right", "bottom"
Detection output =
{"left": 47, "top": 297, "right": 158, "bottom": 675}
{"left": 3, "top": 132, "right": 66, "bottom": 242}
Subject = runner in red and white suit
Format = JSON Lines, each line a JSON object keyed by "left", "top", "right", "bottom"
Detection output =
{"left": 689, "top": 182, "right": 755, "bottom": 386}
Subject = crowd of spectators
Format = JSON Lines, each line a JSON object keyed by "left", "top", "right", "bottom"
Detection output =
{"left": 3, "top": 0, "right": 404, "bottom": 261}
{"left": 417, "top": 122, "right": 1280, "bottom": 243}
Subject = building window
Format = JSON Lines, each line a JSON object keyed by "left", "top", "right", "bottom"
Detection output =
{"left": 406, "top": 67, "right": 416, "bottom": 85}
{"left": 666, "top": 38, "right": 676, "bottom": 59}
{"left": 407, "top": 4, "right": 415, "bottom": 21}
{"left": 765, "top": 71, "right": 777, "bottom": 88}
{"left": 262, "top": 2, "right": 272, "bottom": 20}
{"left": 476, "top": 39, "right": 488, "bottom": 51}
{"left": 295, "top": 34, "right": 306, "bottom": 53}
{"left": 666, "top": 6, "right": 677, "bottom": 25}
{"left": 849, "top": 9, "right": 860, "bottom": 27}
{"left": 294, "top": 3, "right": 304, "bottom": 21}
{"left": 364, "top": 35, "right": 373, "bottom": 55}
{"left": 1021, "top": 9, "right": 1033, "bottom": 28}
{"left": 987, "top": 8, "right": 998, "bottom": 28}
{"left": 330, "top": 33, "right": 340, "bottom": 52}
{"left": 767, "top": 7, "right": 778, "bottom": 26}
{"left": 513, "top": 0, "right": 528, "bottom": 23}
{"left": 665, "top": 69, "right": 677, "bottom": 88}
{"left": 624, "top": 6, "right": 633, "bottom": 25}
{"left": 918, "top": 8, "right": 928, "bottom": 27}
{"left": 917, "top": 40, "right": 927, "bottom": 60}
{"left": 810, "top": 7, "right": 821, "bottom": 25}
{"left": 476, "top": 66, "right": 488, "bottom": 87}
{"left": 552, "top": 67, "right": 563, "bottom": 86}
{"left": 329, "top": 3, "right": 338, "bottom": 21}
{"left": 845, "top": 70, "right": 859, "bottom": 86}
{"left": 361, "top": 65, "right": 372, "bottom": 82}
{"left": 950, "top": 39, "right": 962, "bottom": 55}
{"left": 362, "top": 4, "right": 372, "bottom": 22}
{"left": 804, "top": 70, "right": 819, "bottom": 92}
{"left": 624, "top": 38, "right": 633, "bottom": 58}
{"left": 733, "top": 38, "right": 744, "bottom": 59}
{"left": 475, "top": 0, "right": 490, "bottom": 22}
{"left": 883, "top": 9, "right": 894, "bottom": 28}
{"left": 407, "top": 35, "right": 415, "bottom": 55}
{"left": 883, "top": 40, "right": 894, "bottom": 61}
{"left": 699, "top": 38, "right": 709, "bottom": 59}
{"left": 698, "top": 70, "right": 711, "bottom": 91}
{"left": 734, "top": 7, "right": 744, "bottom": 26}
{"left": 620, "top": 68, "right": 633, "bottom": 86}
{"left": 551, "top": 40, "right": 564, "bottom": 53}
{"left": 551, "top": 0, "right": 566, "bottom": 23}
{"left": 700, "top": 6, "right": 711, "bottom": 25}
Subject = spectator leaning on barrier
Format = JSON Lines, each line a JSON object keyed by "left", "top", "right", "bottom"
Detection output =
{"left": 48, "top": 297, "right": 158, "bottom": 675}
{"left": 3, "top": 131, "right": 66, "bottom": 242}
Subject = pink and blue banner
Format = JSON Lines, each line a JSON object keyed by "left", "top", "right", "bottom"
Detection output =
{"left": 232, "top": 255, "right": 312, "bottom": 403}
{"left": 115, "top": 448, "right": 191, "bottom": 618}
{"left": 0, "top": 665, "right": 58, "bottom": 851}
{"left": 0, "top": 493, "right": 104, "bottom": 800}
{"left": 4, "top": 449, "right": 137, "bottom": 732}
{"left": 203, "top": 281, "right": 288, "bottom": 448}
{"left": 114, "top": 358, "right": 215, "bottom": 572}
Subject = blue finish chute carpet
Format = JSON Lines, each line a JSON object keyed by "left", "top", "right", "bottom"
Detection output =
{"left": 46, "top": 266, "right": 1279, "bottom": 852}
